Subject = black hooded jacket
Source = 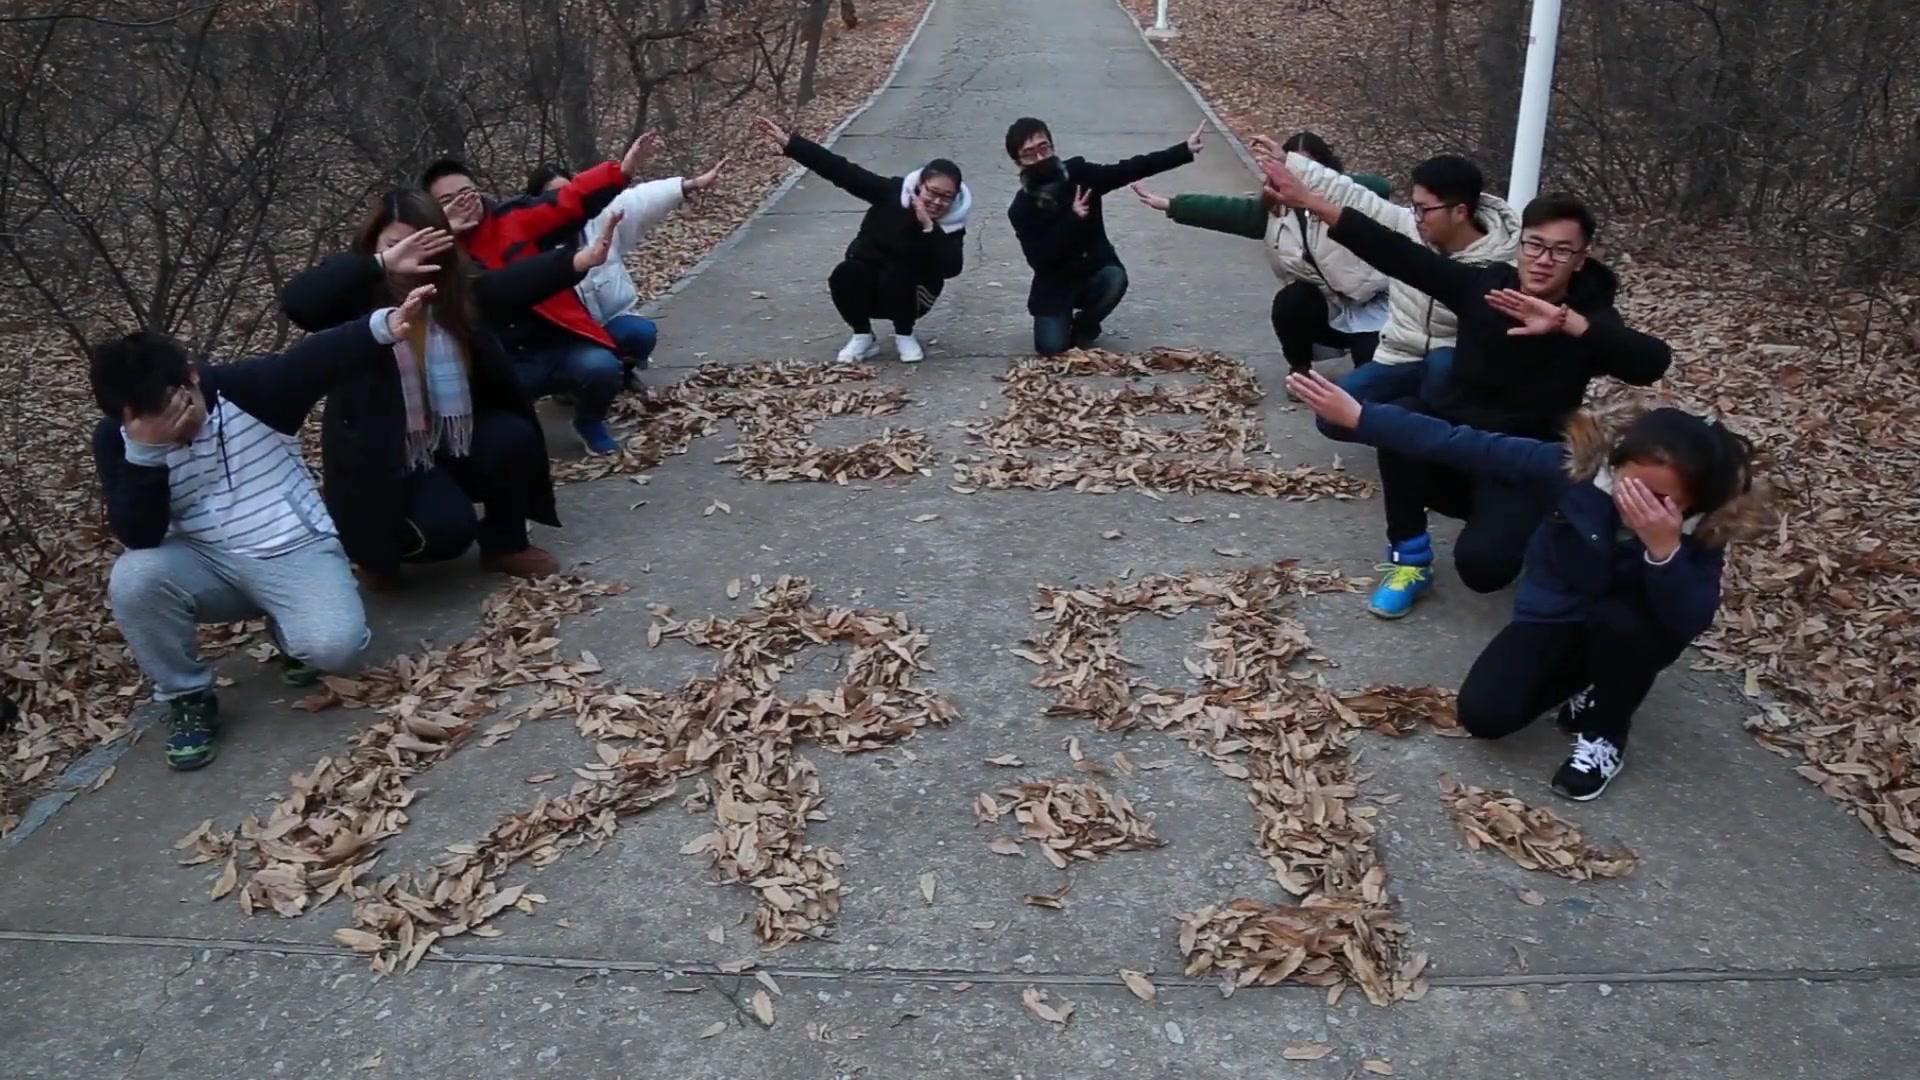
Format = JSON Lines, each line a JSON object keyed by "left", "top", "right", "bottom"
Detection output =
{"left": 1327, "top": 210, "right": 1673, "bottom": 437}
{"left": 1006, "top": 144, "right": 1194, "bottom": 316}
{"left": 781, "top": 135, "right": 965, "bottom": 282}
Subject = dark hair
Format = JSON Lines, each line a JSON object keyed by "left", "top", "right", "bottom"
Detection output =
{"left": 1409, "top": 154, "right": 1484, "bottom": 208}
{"left": 90, "top": 331, "right": 194, "bottom": 418}
{"left": 921, "top": 157, "right": 963, "bottom": 188}
{"left": 1610, "top": 408, "right": 1754, "bottom": 520}
{"left": 1004, "top": 117, "right": 1051, "bottom": 160}
{"left": 1522, "top": 192, "right": 1598, "bottom": 243}
{"left": 1281, "top": 131, "right": 1343, "bottom": 173}
{"left": 419, "top": 157, "right": 474, "bottom": 192}
{"left": 525, "top": 161, "right": 572, "bottom": 197}
{"left": 353, "top": 189, "right": 481, "bottom": 359}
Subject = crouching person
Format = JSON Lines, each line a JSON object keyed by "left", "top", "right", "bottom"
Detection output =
{"left": 1289, "top": 371, "right": 1763, "bottom": 800}
{"left": 88, "top": 297, "right": 431, "bottom": 769}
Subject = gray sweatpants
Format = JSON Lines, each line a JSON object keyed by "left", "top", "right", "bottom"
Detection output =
{"left": 108, "top": 535, "right": 370, "bottom": 701}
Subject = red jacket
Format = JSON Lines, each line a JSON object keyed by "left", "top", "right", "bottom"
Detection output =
{"left": 460, "top": 160, "right": 626, "bottom": 350}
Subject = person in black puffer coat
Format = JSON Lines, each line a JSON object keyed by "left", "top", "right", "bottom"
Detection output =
{"left": 756, "top": 117, "right": 971, "bottom": 366}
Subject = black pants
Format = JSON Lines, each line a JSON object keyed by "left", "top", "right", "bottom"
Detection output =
{"left": 1457, "top": 593, "right": 1688, "bottom": 746}
{"left": 1033, "top": 264, "right": 1129, "bottom": 356}
{"left": 829, "top": 258, "right": 942, "bottom": 335}
{"left": 399, "top": 409, "right": 544, "bottom": 562}
{"left": 1377, "top": 407, "right": 1549, "bottom": 592}
{"left": 1269, "top": 281, "right": 1379, "bottom": 373}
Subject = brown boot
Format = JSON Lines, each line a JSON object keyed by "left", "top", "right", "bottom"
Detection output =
{"left": 482, "top": 546, "right": 560, "bottom": 579}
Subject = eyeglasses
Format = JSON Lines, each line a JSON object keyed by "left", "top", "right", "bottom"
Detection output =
{"left": 1519, "top": 237, "right": 1586, "bottom": 264}
{"left": 1409, "top": 201, "right": 1458, "bottom": 220}
{"left": 1016, "top": 141, "right": 1054, "bottom": 165}
{"left": 920, "top": 188, "right": 957, "bottom": 204}
{"left": 434, "top": 186, "right": 480, "bottom": 209}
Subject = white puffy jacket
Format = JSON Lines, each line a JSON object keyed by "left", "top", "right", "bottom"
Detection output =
{"left": 573, "top": 177, "right": 686, "bottom": 325}
{"left": 1286, "top": 152, "right": 1519, "bottom": 365}
{"left": 1264, "top": 200, "right": 1388, "bottom": 305}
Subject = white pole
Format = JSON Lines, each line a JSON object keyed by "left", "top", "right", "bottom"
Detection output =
{"left": 1146, "top": 0, "right": 1177, "bottom": 38}
{"left": 1506, "top": 0, "right": 1563, "bottom": 207}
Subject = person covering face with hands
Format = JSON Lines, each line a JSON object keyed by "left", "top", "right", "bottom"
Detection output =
{"left": 755, "top": 116, "right": 972, "bottom": 364}
{"left": 1287, "top": 369, "right": 1763, "bottom": 801}
{"left": 422, "top": 130, "right": 664, "bottom": 454}
{"left": 1005, "top": 116, "right": 1205, "bottom": 355}
{"left": 88, "top": 288, "right": 439, "bottom": 770}
{"left": 1262, "top": 151, "right": 1674, "bottom": 621}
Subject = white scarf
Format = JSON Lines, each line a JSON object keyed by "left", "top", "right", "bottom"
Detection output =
{"left": 900, "top": 169, "right": 972, "bottom": 233}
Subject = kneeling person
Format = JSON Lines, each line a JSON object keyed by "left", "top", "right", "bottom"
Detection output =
{"left": 89, "top": 298, "right": 431, "bottom": 770}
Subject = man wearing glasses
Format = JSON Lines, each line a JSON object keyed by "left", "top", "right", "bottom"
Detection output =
{"left": 1004, "top": 116, "right": 1204, "bottom": 355}
{"left": 1261, "top": 159, "right": 1673, "bottom": 620}
{"left": 419, "top": 134, "right": 657, "bottom": 456}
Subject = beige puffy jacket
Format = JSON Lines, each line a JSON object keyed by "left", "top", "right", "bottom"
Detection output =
{"left": 1264, "top": 201, "right": 1389, "bottom": 305}
{"left": 1286, "top": 152, "right": 1520, "bottom": 364}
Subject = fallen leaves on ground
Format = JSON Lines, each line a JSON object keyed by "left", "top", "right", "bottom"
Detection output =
{"left": 1017, "top": 559, "right": 1459, "bottom": 1004}
{"left": 976, "top": 778, "right": 1164, "bottom": 868}
{"left": 953, "top": 347, "right": 1370, "bottom": 502}
{"left": 1021, "top": 986, "right": 1075, "bottom": 1027}
{"left": 1440, "top": 775, "right": 1639, "bottom": 880}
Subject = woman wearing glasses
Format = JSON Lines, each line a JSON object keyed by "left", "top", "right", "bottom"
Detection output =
{"left": 1261, "top": 159, "right": 1675, "bottom": 622}
{"left": 755, "top": 117, "right": 972, "bottom": 364}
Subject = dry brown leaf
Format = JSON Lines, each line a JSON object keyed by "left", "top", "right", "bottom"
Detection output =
{"left": 910, "top": 513, "right": 941, "bottom": 523}
{"left": 1119, "top": 969, "right": 1156, "bottom": 1002}
{"left": 1363, "top": 1060, "right": 1394, "bottom": 1075}
{"left": 990, "top": 837, "right": 1025, "bottom": 856}
{"left": 918, "top": 872, "right": 937, "bottom": 905}
{"left": 726, "top": 578, "right": 742, "bottom": 599}
{"left": 210, "top": 857, "right": 238, "bottom": 900}
{"left": 751, "top": 989, "right": 775, "bottom": 1028}
{"left": 1440, "top": 776, "right": 1639, "bottom": 880}
{"left": 1283, "top": 1044, "right": 1333, "bottom": 1061}
{"left": 699, "top": 1021, "right": 727, "bottom": 1040}
{"left": 1518, "top": 889, "right": 1547, "bottom": 907}
{"left": 985, "top": 754, "right": 1024, "bottom": 767}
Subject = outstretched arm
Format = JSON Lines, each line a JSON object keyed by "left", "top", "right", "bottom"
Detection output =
{"left": 1161, "top": 192, "right": 1269, "bottom": 239}
{"left": 469, "top": 247, "right": 588, "bottom": 315}
{"left": 1575, "top": 307, "right": 1673, "bottom": 386}
{"left": 282, "top": 254, "right": 382, "bottom": 334}
{"left": 782, "top": 134, "right": 897, "bottom": 205}
{"left": 498, "top": 160, "right": 627, "bottom": 241}
{"left": 1289, "top": 371, "right": 1567, "bottom": 490}
{"left": 209, "top": 314, "right": 398, "bottom": 434}
{"left": 1076, "top": 143, "right": 1195, "bottom": 196}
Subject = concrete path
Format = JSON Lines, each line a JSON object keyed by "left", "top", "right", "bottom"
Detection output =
{"left": 6, "top": 1, "right": 1919, "bottom": 1075}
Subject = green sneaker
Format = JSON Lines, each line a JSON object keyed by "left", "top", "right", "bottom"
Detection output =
{"left": 164, "top": 692, "right": 221, "bottom": 771}
{"left": 279, "top": 654, "right": 322, "bottom": 688}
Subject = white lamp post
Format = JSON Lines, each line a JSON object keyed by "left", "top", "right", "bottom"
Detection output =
{"left": 1145, "top": 0, "right": 1177, "bottom": 39}
{"left": 1506, "top": 0, "right": 1563, "bottom": 206}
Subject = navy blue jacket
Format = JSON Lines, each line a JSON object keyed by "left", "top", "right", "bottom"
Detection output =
{"left": 1352, "top": 401, "right": 1726, "bottom": 641}
{"left": 92, "top": 318, "right": 392, "bottom": 550}
{"left": 1008, "top": 144, "right": 1193, "bottom": 316}
{"left": 1328, "top": 210, "right": 1672, "bottom": 438}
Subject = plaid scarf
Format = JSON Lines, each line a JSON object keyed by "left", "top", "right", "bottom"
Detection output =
{"left": 394, "top": 318, "right": 473, "bottom": 472}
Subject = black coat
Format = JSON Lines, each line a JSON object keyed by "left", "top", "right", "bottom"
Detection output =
{"left": 1328, "top": 210, "right": 1673, "bottom": 438}
{"left": 279, "top": 249, "right": 584, "bottom": 577}
{"left": 1006, "top": 144, "right": 1194, "bottom": 315}
{"left": 92, "top": 318, "right": 392, "bottom": 550}
{"left": 783, "top": 135, "right": 965, "bottom": 282}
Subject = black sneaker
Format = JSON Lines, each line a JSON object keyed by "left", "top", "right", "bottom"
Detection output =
{"left": 279, "top": 654, "right": 322, "bottom": 688}
{"left": 1554, "top": 685, "right": 1596, "bottom": 732}
{"left": 164, "top": 691, "right": 221, "bottom": 771}
{"left": 1552, "top": 734, "right": 1623, "bottom": 801}
{"left": 1070, "top": 319, "right": 1103, "bottom": 349}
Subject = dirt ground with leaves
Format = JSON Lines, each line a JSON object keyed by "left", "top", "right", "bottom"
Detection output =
{"left": 4, "top": 0, "right": 1920, "bottom": 1075}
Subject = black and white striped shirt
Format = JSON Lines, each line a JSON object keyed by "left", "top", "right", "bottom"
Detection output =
{"left": 123, "top": 398, "right": 334, "bottom": 557}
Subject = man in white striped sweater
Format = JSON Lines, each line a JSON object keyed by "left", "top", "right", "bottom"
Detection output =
{"left": 90, "top": 287, "right": 433, "bottom": 770}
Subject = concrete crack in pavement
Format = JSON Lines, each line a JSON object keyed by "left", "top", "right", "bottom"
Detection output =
{"left": 4, "top": 929, "right": 1917, "bottom": 991}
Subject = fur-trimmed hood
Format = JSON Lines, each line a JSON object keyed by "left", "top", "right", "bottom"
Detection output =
{"left": 1561, "top": 401, "right": 1768, "bottom": 549}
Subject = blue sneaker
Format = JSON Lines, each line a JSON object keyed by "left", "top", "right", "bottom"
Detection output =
{"left": 1368, "top": 535, "right": 1435, "bottom": 619}
{"left": 574, "top": 419, "right": 620, "bottom": 456}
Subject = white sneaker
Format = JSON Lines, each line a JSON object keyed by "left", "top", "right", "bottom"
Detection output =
{"left": 894, "top": 334, "right": 925, "bottom": 364}
{"left": 836, "top": 333, "right": 879, "bottom": 363}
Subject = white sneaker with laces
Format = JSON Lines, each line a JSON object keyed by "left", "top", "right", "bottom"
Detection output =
{"left": 836, "top": 333, "right": 879, "bottom": 363}
{"left": 894, "top": 334, "right": 925, "bottom": 364}
{"left": 1552, "top": 734, "right": 1624, "bottom": 801}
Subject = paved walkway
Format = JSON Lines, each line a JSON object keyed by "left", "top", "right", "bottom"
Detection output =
{"left": 6, "top": 1, "right": 1919, "bottom": 1076}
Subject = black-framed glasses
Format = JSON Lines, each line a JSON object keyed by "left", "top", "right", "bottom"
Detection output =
{"left": 920, "top": 187, "right": 958, "bottom": 205}
{"left": 1520, "top": 237, "right": 1586, "bottom": 264}
{"left": 1409, "top": 201, "right": 1458, "bottom": 220}
{"left": 1016, "top": 141, "right": 1054, "bottom": 165}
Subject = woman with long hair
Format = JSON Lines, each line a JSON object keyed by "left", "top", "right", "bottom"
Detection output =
{"left": 281, "top": 189, "right": 618, "bottom": 586}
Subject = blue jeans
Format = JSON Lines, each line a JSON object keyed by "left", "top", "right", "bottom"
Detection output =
{"left": 1034, "top": 264, "right": 1129, "bottom": 356}
{"left": 513, "top": 341, "right": 622, "bottom": 426}
{"left": 605, "top": 313, "right": 657, "bottom": 369}
{"left": 1316, "top": 347, "right": 1456, "bottom": 441}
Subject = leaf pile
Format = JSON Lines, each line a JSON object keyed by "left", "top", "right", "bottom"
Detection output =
{"left": 552, "top": 360, "right": 930, "bottom": 486}
{"left": 975, "top": 778, "right": 1164, "bottom": 867}
{"left": 1439, "top": 775, "right": 1639, "bottom": 881}
{"left": 286, "top": 576, "right": 953, "bottom": 970}
{"left": 952, "top": 347, "right": 1370, "bottom": 501}
{"left": 175, "top": 574, "right": 621, "bottom": 925}
{"left": 1128, "top": 0, "right": 1920, "bottom": 872}
{"left": 1019, "top": 559, "right": 1454, "bottom": 1004}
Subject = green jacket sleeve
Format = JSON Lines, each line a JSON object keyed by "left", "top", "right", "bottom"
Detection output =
{"left": 1164, "top": 193, "right": 1269, "bottom": 240}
